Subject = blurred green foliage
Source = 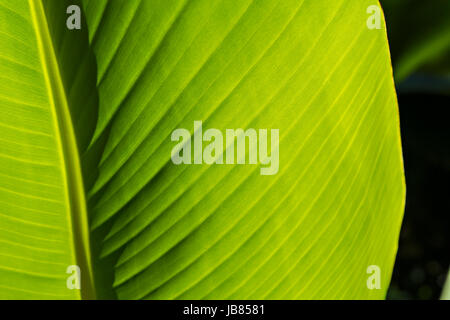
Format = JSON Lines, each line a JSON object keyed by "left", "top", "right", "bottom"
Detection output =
{"left": 441, "top": 271, "right": 450, "bottom": 300}
{"left": 380, "top": 0, "right": 450, "bottom": 82}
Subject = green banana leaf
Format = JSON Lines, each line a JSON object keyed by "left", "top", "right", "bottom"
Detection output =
{"left": 0, "top": 0, "right": 405, "bottom": 299}
{"left": 0, "top": 0, "right": 97, "bottom": 298}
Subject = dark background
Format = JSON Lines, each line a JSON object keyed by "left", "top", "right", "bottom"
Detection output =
{"left": 379, "top": 0, "right": 449, "bottom": 299}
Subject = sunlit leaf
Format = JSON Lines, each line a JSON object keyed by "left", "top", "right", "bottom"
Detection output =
{"left": 83, "top": 0, "right": 405, "bottom": 299}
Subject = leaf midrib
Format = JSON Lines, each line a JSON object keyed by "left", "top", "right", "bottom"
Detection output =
{"left": 27, "top": 0, "right": 95, "bottom": 299}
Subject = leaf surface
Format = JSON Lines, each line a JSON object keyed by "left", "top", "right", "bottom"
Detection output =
{"left": 82, "top": 0, "right": 406, "bottom": 299}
